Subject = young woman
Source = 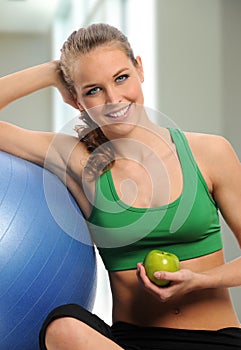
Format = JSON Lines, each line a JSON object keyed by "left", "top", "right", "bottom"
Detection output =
{"left": 0, "top": 23, "right": 241, "bottom": 350}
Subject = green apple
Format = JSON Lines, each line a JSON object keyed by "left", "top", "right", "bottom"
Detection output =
{"left": 143, "top": 250, "right": 180, "bottom": 287}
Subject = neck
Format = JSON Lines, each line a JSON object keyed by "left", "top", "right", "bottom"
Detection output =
{"left": 110, "top": 122, "right": 172, "bottom": 162}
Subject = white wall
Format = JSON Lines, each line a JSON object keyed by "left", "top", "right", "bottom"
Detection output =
{"left": 221, "top": 0, "right": 241, "bottom": 160}
{"left": 156, "top": 0, "right": 223, "bottom": 133}
{"left": 0, "top": 32, "right": 53, "bottom": 131}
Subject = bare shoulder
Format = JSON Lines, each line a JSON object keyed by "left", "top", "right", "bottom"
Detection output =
{"left": 183, "top": 131, "right": 236, "bottom": 160}
{"left": 183, "top": 131, "right": 240, "bottom": 187}
{"left": 49, "top": 132, "right": 89, "bottom": 176}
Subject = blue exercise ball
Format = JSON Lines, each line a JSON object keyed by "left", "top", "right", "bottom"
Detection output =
{"left": 0, "top": 151, "right": 97, "bottom": 350}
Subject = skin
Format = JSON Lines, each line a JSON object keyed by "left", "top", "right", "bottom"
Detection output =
{"left": 1, "top": 44, "right": 241, "bottom": 350}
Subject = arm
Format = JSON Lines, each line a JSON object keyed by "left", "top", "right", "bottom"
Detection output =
{"left": 137, "top": 135, "right": 241, "bottom": 301}
{"left": 0, "top": 61, "right": 77, "bottom": 110}
{"left": 0, "top": 62, "right": 57, "bottom": 163}
{"left": 0, "top": 61, "right": 80, "bottom": 173}
{"left": 0, "top": 64, "right": 92, "bottom": 218}
{"left": 200, "top": 135, "right": 241, "bottom": 287}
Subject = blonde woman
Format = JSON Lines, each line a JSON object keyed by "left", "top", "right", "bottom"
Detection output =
{"left": 0, "top": 23, "right": 241, "bottom": 350}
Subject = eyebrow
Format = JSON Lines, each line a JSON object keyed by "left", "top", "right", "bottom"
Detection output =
{"left": 82, "top": 67, "right": 130, "bottom": 90}
{"left": 113, "top": 67, "right": 129, "bottom": 78}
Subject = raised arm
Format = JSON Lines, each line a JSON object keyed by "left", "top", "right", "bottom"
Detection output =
{"left": 0, "top": 61, "right": 81, "bottom": 175}
{"left": 0, "top": 61, "right": 77, "bottom": 110}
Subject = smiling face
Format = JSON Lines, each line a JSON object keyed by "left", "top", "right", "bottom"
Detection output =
{"left": 72, "top": 44, "right": 145, "bottom": 139}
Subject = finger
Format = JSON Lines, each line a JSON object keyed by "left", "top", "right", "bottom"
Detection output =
{"left": 137, "top": 263, "right": 149, "bottom": 280}
{"left": 153, "top": 270, "right": 181, "bottom": 282}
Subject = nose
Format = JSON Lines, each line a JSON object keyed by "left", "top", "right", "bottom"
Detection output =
{"left": 105, "top": 87, "right": 122, "bottom": 104}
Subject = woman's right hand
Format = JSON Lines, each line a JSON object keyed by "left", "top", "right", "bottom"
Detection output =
{"left": 53, "top": 60, "right": 79, "bottom": 110}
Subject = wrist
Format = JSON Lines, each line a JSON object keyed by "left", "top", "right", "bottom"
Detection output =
{"left": 40, "top": 60, "right": 61, "bottom": 87}
{"left": 195, "top": 271, "right": 221, "bottom": 290}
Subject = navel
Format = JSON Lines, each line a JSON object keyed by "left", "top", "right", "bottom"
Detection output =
{"left": 172, "top": 308, "right": 181, "bottom": 315}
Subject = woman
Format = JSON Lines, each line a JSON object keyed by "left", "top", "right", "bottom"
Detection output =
{"left": 0, "top": 23, "right": 241, "bottom": 350}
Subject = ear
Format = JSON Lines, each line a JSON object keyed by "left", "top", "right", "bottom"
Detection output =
{"left": 136, "top": 56, "right": 144, "bottom": 83}
{"left": 73, "top": 92, "right": 84, "bottom": 112}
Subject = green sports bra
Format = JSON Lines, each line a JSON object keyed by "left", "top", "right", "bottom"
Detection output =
{"left": 87, "top": 128, "right": 223, "bottom": 271}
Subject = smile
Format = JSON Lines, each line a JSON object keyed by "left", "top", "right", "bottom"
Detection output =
{"left": 105, "top": 103, "right": 132, "bottom": 120}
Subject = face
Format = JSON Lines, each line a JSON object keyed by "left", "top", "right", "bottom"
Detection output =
{"left": 72, "top": 45, "right": 145, "bottom": 139}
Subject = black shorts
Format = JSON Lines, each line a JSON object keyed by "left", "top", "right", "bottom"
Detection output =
{"left": 39, "top": 303, "right": 241, "bottom": 350}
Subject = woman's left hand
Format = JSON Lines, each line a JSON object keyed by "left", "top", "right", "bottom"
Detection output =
{"left": 136, "top": 262, "right": 201, "bottom": 302}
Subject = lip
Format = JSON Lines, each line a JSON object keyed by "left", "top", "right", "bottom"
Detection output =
{"left": 104, "top": 103, "right": 132, "bottom": 121}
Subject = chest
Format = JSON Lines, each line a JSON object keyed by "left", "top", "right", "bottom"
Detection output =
{"left": 111, "top": 150, "right": 183, "bottom": 208}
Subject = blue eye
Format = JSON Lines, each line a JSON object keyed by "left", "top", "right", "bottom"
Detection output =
{"left": 86, "top": 87, "right": 101, "bottom": 96}
{"left": 116, "top": 74, "right": 129, "bottom": 83}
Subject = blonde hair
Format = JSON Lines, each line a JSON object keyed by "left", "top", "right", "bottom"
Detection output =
{"left": 60, "top": 23, "right": 137, "bottom": 178}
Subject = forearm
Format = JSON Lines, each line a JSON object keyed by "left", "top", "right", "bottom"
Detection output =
{"left": 199, "top": 256, "right": 241, "bottom": 289}
{"left": 0, "top": 61, "right": 59, "bottom": 110}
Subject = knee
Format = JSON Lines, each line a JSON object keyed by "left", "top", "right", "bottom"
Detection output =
{"left": 45, "top": 317, "right": 87, "bottom": 349}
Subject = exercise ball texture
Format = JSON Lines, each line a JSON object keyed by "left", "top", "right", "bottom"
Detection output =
{"left": 0, "top": 151, "right": 96, "bottom": 350}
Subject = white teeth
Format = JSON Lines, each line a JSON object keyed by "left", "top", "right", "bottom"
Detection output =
{"left": 108, "top": 105, "right": 129, "bottom": 118}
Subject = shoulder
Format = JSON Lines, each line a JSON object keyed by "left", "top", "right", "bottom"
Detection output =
{"left": 183, "top": 131, "right": 234, "bottom": 159}
{"left": 42, "top": 132, "right": 89, "bottom": 181}
{"left": 184, "top": 130, "right": 227, "bottom": 147}
{"left": 55, "top": 133, "right": 89, "bottom": 172}
{"left": 183, "top": 131, "right": 240, "bottom": 185}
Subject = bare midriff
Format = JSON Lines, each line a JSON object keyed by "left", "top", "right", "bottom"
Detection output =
{"left": 109, "top": 250, "right": 240, "bottom": 330}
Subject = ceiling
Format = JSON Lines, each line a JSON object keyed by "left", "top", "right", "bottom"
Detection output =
{"left": 0, "top": 0, "right": 62, "bottom": 33}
